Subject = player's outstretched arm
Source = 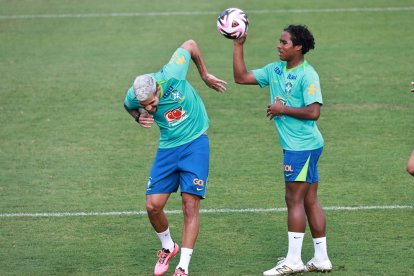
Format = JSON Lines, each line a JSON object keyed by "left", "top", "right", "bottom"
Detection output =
{"left": 233, "top": 35, "right": 258, "bottom": 85}
{"left": 180, "top": 40, "right": 227, "bottom": 93}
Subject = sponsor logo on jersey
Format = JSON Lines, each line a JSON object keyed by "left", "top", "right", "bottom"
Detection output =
{"left": 287, "top": 73, "right": 297, "bottom": 80}
{"left": 164, "top": 106, "right": 188, "bottom": 126}
{"left": 274, "top": 66, "right": 282, "bottom": 75}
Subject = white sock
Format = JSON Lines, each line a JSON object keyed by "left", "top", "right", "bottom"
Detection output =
{"left": 156, "top": 227, "right": 175, "bottom": 252}
{"left": 286, "top": 232, "right": 304, "bottom": 264}
{"left": 176, "top": 247, "right": 193, "bottom": 274}
{"left": 313, "top": 237, "right": 328, "bottom": 261}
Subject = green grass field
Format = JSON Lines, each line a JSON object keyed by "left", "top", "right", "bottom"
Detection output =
{"left": 1, "top": 0, "right": 413, "bottom": 275}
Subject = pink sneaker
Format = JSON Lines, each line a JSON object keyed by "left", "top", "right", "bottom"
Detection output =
{"left": 154, "top": 243, "right": 179, "bottom": 276}
{"left": 173, "top": 267, "right": 188, "bottom": 276}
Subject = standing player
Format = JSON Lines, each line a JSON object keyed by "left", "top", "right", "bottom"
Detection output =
{"left": 124, "top": 40, "right": 226, "bottom": 276}
{"left": 232, "top": 25, "right": 332, "bottom": 275}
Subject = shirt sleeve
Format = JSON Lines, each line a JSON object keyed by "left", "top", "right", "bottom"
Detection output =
{"left": 124, "top": 86, "right": 140, "bottom": 110}
{"left": 302, "top": 68, "right": 323, "bottom": 106}
{"left": 161, "top": 48, "right": 191, "bottom": 80}
{"left": 252, "top": 63, "right": 272, "bottom": 88}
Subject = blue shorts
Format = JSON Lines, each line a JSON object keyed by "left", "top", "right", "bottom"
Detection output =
{"left": 283, "top": 147, "right": 323, "bottom": 183}
{"left": 146, "top": 134, "right": 209, "bottom": 198}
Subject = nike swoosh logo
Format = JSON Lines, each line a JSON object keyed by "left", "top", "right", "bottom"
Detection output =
{"left": 196, "top": 188, "right": 203, "bottom": 191}
{"left": 294, "top": 237, "right": 302, "bottom": 239}
{"left": 285, "top": 173, "right": 293, "bottom": 177}
{"left": 316, "top": 242, "right": 323, "bottom": 244}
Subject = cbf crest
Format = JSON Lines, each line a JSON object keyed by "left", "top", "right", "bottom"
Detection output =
{"left": 164, "top": 85, "right": 185, "bottom": 103}
{"left": 285, "top": 82, "right": 293, "bottom": 95}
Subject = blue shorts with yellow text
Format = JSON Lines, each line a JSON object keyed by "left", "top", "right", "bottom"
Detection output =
{"left": 283, "top": 147, "right": 323, "bottom": 183}
{"left": 146, "top": 134, "right": 209, "bottom": 198}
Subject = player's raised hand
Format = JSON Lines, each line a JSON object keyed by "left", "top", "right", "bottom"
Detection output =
{"left": 202, "top": 73, "right": 227, "bottom": 93}
{"left": 233, "top": 34, "right": 247, "bottom": 46}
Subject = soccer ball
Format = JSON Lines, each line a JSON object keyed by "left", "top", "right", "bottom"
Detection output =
{"left": 217, "top": 8, "right": 249, "bottom": 39}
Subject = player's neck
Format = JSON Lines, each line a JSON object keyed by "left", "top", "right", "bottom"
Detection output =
{"left": 286, "top": 56, "right": 304, "bottom": 70}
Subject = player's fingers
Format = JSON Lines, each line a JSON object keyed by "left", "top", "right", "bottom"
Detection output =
{"left": 216, "top": 84, "right": 226, "bottom": 92}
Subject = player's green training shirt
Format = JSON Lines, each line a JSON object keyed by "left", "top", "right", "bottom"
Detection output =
{"left": 252, "top": 60, "right": 324, "bottom": 151}
{"left": 124, "top": 48, "right": 209, "bottom": 149}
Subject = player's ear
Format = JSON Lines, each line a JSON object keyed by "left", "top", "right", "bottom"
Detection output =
{"left": 155, "top": 84, "right": 161, "bottom": 98}
{"left": 295, "top": 44, "right": 303, "bottom": 53}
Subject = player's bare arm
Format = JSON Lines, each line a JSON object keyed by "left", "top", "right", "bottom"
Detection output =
{"left": 180, "top": 40, "right": 227, "bottom": 93}
{"left": 233, "top": 35, "right": 258, "bottom": 85}
{"left": 267, "top": 100, "right": 321, "bottom": 120}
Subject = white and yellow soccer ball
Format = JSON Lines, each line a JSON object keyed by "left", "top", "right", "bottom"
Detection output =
{"left": 217, "top": 8, "right": 249, "bottom": 39}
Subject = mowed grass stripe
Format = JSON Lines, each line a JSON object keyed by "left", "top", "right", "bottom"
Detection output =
{"left": 1, "top": 205, "right": 412, "bottom": 218}
{"left": 0, "top": 6, "right": 413, "bottom": 20}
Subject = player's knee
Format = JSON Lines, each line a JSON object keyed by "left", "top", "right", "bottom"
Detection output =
{"left": 146, "top": 202, "right": 163, "bottom": 215}
{"left": 407, "top": 164, "right": 414, "bottom": 176}
{"left": 304, "top": 198, "right": 316, "bottom": 210}
{"left": 285, "top": 193, "right": 304, "bottom": 207}
{"left": 182, "top": 200, "right": 200, "bottom": 218}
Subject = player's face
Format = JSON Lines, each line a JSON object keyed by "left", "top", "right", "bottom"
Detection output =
{"left": 139, "top": 86, "right": 160, "bottom": 113}
{"left": 277, "top": 31, "right": 301, "bottom": 61}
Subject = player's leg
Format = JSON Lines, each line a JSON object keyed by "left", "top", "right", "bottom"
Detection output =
{"left": 284, "top": 182, "right": 309, "bottom": 263}
{"left": 148, "top": 194, "right": 180, "bottom": 276}
{"left": 303, "top": 147, "right": 332, "bottom": 272}
{"left": 304, "top": 183, "right": 331, "bottom": 272}
{"left": 146, "top": 193, "right": 174, "bottom": 241}
{"left": 181, "top": 193, "right": 201, "bottom": 248}
{"left": 285, "top": 182, "right": 309, "bottom": 233}
{"left": 263, "top": 182, "right": 308, "bottom": 276}
{"left": 147, "top": 147, "right": 181, "bottom": 276}
{"left": 304, "top": 182, "right": 325, "bottom": 238}
{"left": 264, "top": 149, "right": 311, "bottom": 276}
{"left": 172, "top": 193, "right": 200, "bottom": 276}
{"left": 174, "top": 134, "right": 209, "bottom": 275}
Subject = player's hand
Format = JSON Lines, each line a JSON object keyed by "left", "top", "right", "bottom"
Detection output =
{"left": 233, "top": 34, "right": 247, "bottom": 46}
{"left": 138, "top": 112, "right": 154, "bottom": 128}
{"left": 267, "top": 99, "right": 285, "bottom": 120}
{"left": 203, "top": 73, "right": 227, "bottom": 93}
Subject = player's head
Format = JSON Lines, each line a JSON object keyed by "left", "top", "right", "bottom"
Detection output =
{"left": 133, "top": 74, "right": 157, "bottom": 101}
{"left": 133, "top": 74, "right": 160, "bottom": 113}
{"left": 283, "top": 25, "right": 315, "bottom": 55}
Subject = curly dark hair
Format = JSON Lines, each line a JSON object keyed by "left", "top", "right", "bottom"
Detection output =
{"left": 284, "top": 25, "right": 315, "bottom": 55}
